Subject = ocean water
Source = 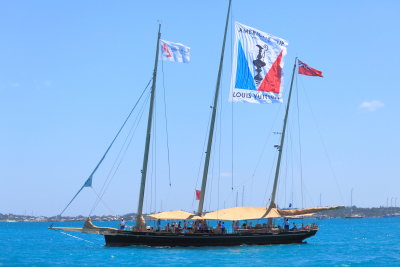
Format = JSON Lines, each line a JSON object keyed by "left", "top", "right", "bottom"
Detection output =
{"left": 0, "top": 217, "right": 399, "bottom": 266}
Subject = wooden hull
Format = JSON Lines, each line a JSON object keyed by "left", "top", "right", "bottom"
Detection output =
{"left": 104, "top": 230, "right": 317, "bottom": 247}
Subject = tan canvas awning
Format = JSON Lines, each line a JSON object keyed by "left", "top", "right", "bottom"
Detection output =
{"left": 148, "top": 210, "right": 202, "bottom": 220}
{"left": 147, "top": 206, "right": 343, "bottom": 221}
{"left": 201, "top": 206, "right": 281, "bottom": 220}
{"left": 148, "top": 207, "right": 279, "bottom": 221}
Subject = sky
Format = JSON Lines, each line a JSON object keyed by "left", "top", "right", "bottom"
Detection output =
{"left": 1, "top": 0, "right": 400, "bottom": 217}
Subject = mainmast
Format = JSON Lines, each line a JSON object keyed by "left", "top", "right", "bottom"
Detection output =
{"left": 197, "top": 0, "right": 232, "bottom": 216}
{"left": 136, "top": 24, "right": 161, "bottom": 230}
{"left": 269, "top": 58, "right": 298, "bottom": 209}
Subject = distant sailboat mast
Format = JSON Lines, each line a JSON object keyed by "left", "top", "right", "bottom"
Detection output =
{"left": 136, "top": 24, "right": 162, "bottom": 229}
{"left": 350, "top": 188, "right": 353, "bottom": 217}
{"left": 197, "top": 0, "right": 232, "bottom": 216}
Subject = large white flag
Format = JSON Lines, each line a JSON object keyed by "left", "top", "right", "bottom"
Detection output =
{"left": 229, "top": 22, "right": 288, "bottom": 104}
{"left": 160, "top": 40, "right": 190, "bottom": 63}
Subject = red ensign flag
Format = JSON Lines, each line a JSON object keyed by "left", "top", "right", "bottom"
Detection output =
{"left": 195, "top": 190, "right": 201, "bottom": 200}
{"left": 298, "top": 60, "right": 323, "bottom": 77}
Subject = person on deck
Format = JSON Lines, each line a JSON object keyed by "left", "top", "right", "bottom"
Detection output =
{"left": 120, "top": 218, "right": 126, "bottom": 230}
{"left": 157, "top": 219, "right": 161, "bottom": 232}
{"left": 292, "top": 223, "right": 297, "bottom": 230}
{"left": 284, "top": 218, "right": 289, "bottom": 231}
{"left": 204, "top": 221, "right": 209, "bottom": 232}
{"left": 221, "top": 222, "right": 226, "bottom": 234}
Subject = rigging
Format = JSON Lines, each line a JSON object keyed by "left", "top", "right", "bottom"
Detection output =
{"left": 58, "top": 78, "right": 153, "bottom": 217}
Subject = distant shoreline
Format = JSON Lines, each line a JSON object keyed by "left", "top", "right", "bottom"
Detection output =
{"left": 2, "top": 207, "right": 399, "bottom": 222}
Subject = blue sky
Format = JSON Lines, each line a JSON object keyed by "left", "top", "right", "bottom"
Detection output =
{"left": 1, "top": 0, "right": 399, "bottom": 216}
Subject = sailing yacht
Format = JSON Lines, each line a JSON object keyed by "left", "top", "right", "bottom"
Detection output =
{"left": 50, "top": 0, "right": 342, "bottom": 246}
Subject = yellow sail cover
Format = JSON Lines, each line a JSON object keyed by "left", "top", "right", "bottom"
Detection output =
{"left": 49, "top": 217, "right": 118, "bottom": 234}
{"left": 202, "top": 206, "right": 281, "bottom": 220}
{"left": 278, "top": 206, "right": 343, "bottom": 216}
{"left": 148, "top": 210, "right": 201, "bottom": 220}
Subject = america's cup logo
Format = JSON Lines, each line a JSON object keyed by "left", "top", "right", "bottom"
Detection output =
{"left": 253, "top": 44, "right": 267, "bottom": 86}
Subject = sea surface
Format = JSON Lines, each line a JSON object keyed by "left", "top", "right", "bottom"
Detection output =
{"left": 0, "top": 217, "right": 399, "bottom": 266}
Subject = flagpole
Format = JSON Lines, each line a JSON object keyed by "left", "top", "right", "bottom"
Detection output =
{"left": 269, "top": 57, "right": 298, "bottom": 209}
{"left": 136, "top": 24, "right": 161, "bottom": 230}
{"left": 197, "top": 0, "right": 232, "bottom": 216}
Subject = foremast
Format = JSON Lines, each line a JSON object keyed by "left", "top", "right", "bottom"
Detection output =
{"left": 197, "top": 0, "right": 232, "bottom": 216}
{"left": 136, "top": 24, "right": 162, "bottom": 230}
{"left": 269, "top": 58, "right": 298, "bottom": 209}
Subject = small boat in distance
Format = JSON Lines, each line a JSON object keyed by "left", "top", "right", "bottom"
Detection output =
{"left": 50, "top": 0, "right": 342, "bottom": 246}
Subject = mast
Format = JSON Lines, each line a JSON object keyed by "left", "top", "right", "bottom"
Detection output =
{"left": 350, "top": 188, "right": 353, "bottom": 216}
{"left": 320, "top": 193, "right": 322, "bottom": 206}
{"left": 269, "top": 58, "right": 298, "bottom": 208}
{"left": 197, "top": 0, "right": 232, "bottom": 215}
{"left": 242, "top": 186, "right": 244, "bottom": 206}
{"left": 136, "top": 24, "right": 161, "bottom": 229}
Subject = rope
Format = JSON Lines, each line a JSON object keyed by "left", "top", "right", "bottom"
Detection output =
{"left": 59, "top": 231, "right": 95, "bottom": 244}
{"left": 231, "top": 101, "right": 234, "bottom": 192}
{"left": 89, "top": 91, "right": 150, "bottom": 215}
{"left": 217, "top": 75, "right": 223, "bottom": 210}
{"left": 245, "top": 104, "right": 282, "bottom": 203}
{"left": 206, "top": 82, "right": 224, "bottom": 212}
{"left": 58, "top": 78, "right": 152, "bottom": 217}
{"left": 154, "top": 102, "right": 158, "bottom": 212}
{"left": 161, "top": 60, "right": 172, "bottom": 187}
{"left": 90, "top": 91, "right": 150, "bottom": 215}
{"left": 207, "top": 121, "right": 218, "bottom": 211}
{"left": 283, "top": 126, "right": 289, "bottom": 207}
{"left": 149, "top": 94, "right": 157, "bottom": 213}
{"left": 263, "top": 150, "right": 279, "bottom": 204}
{"left": 298, "top": 76, "right": 345, "bottom": 205}
{"left": 230, "top": 1, "right": 234, "bottom": 192}
{"left": 191, "top": 105, "right": 213, "bottom": 208}
{"left": 295, "top": 74, "right": 305, "bottom": 208}
{"left": 289, "top": 125, "right": 295, "bottom": 207}
{"left": 214, "top": 53, "right": 225, "bottom": 211}
{"left": 90, "top": 187, "right": 116, "bottom": 215}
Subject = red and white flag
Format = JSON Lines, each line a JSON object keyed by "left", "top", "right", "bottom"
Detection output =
{"left": 195, "top": 190, "right": 201, "bottom": 200}
{"left": 298, "top": 60, "right": 323, "bottom": 77}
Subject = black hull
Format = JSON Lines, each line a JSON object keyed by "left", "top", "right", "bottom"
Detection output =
{"left": 104, "top": 230, "right": 317, "bottom": 247}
